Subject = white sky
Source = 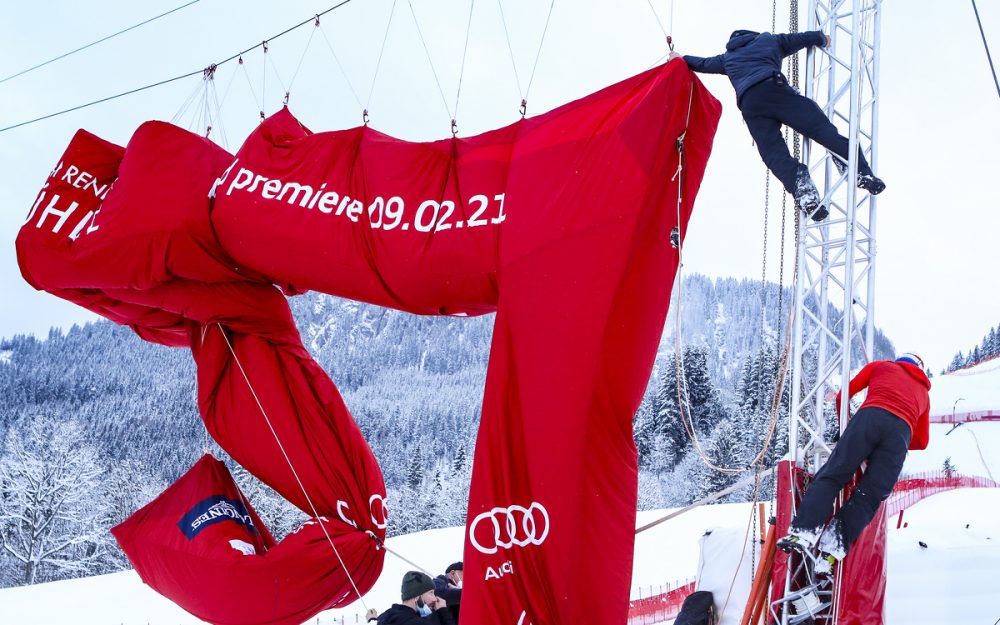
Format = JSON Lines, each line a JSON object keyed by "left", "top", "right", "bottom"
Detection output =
{"left": 1, "top": 0, "right": 997, "bottom": 372}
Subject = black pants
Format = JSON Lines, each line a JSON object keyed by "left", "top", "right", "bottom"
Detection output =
{"left": 791, "top": 407, "right": 910, "bottom": 554}
{"left": 740, "top": 75, "right": 872, "bottom": 194}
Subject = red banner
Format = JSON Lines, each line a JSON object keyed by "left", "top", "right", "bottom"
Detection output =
{"left": 17, "top": 60, "right": 720, "bottom": 625}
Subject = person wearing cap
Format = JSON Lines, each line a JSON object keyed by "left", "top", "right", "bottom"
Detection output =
{"left": 375, "top": 571, "right": 455, "bottom": 625}
{"left": 777, "top": 353, "right": 931, "bottom": 574}
{"left": 670, "top": 30, "right": 886, "bottom": 222}
{"left": 433, "top": 562, "right": 463, "bottom": 623}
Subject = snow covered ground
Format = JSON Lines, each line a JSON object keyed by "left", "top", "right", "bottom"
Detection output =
{"left": 2, "top": 366, "right": 998, "bottom": 624}
{"left": 2, "top": 488, "right": 998, "bottom": 625}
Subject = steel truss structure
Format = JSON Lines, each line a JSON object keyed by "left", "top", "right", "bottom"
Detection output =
{"left": 781, "top": 1, "right": 883, "bottom": 624}
{"left": 790, "top": 0, "right": 881, "bottom": 475}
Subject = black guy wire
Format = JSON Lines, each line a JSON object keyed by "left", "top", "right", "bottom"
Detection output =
{"left": 971, "top": 0, "right": 1000, "bottom": 103}
{"left": 0, "top": 0, "right": 357, "bottom": 134}
{"left": 0, "top": 0, "right": 202, "bottom": 85}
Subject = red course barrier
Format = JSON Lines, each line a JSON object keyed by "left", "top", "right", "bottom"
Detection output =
{"left": 627, "top": 579, "right": 696, "bottom": 624}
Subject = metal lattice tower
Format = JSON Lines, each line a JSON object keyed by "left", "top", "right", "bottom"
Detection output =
{"left": 789, "top": 0, "right": 882, "bottom": 473}
{"left": 777, "top": 3, "right": 882, "bottom": 623}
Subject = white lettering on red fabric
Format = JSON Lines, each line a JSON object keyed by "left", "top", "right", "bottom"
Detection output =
{"left": 484, "top": 560, "right": 515, "bottom": 581}
{"left": 223, "top": 165, "right": 508, "bottom": 232}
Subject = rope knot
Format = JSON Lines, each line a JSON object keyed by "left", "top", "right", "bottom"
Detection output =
{"left": 451, "top": 118, "right": 458, "bottom": 137}
{"left": 362, "top": 109, "right": 370, "bottom": 126}
{"left": 283, "top": 91, "right": 290, "bottom": 105}
{"left": 314, "top": 15, "right": 321, "bottom": 27}
{"left": 519, "top": 98, "right": 527, "bottom": 118}
{"left": 202, "top": 64, "right": 217, "bottom": 80}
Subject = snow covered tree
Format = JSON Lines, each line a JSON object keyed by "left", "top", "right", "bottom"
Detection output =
{"left": 0, "top": 416, "right": 105, "bottom": 585}
{"left": 407, "top": 444, "right": 425, "bottom": 489}
{"left": 942, "top": 457, "right": 957, "bottom": 479}
{"left": 735, "top": 345, "right": 791, "bottom": 469}
{"left": 652, "top": 347, "right": 728, "bottom": 471}
{"left": 689, "top": 419, "right": 744, "bottom": 502}
{"left": 452, "top": 446, "right": 467, "bottom": 473}
{"left": 653, "top": 357, "right": 688, "bottom": 467}
{"left": 98, "top": 458, "right": 168, "bottom": 571}
{"left": 636, "top": 470, "right": 665, "bottom": 511}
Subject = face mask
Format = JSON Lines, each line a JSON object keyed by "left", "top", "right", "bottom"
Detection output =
{"left": 417, "top": 605, "right": 432, "bottom": 617}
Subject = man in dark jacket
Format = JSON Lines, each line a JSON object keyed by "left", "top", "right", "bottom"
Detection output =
{"left": 777, "top": 353, "right": 931, "bottom": 574}
{"left": 376, "top": 571, "right": 455, "bottom": 625}
{"left": 433, "top": 561, "right": 463, "bottom": 623}
{"left": 676, "top": 30, "right": 886, "bottom": 221}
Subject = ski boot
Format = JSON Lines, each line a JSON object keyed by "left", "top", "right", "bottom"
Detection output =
{"left": 777, "top": 526, "right": 821, "bottom": 554}
{"left": 793, "top": 165, "right": 828, "bottom": 222}
{"left": 812, "top": 552, "right": 839, "bottom": 577}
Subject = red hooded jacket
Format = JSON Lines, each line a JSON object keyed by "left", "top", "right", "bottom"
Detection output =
{"left": 836, "top": 360, "right": 932, "bottom": 450}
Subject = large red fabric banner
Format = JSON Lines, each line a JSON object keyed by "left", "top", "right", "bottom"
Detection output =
{"left": 16, "top": 60, "right": 720, "bottom": 624}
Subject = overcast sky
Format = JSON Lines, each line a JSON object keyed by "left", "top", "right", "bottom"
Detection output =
{"left": 1, "top": 0, "right": 997, "bottom": 372}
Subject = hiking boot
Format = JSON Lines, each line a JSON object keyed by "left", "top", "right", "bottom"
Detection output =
{"left": 832, "top": 157, "right": 886, "bottom": 195}
{"left": 793, "top": 166, "right": 827, "bottom": 222}
{"left": 857, "top": 173, "right": 886, "bottom": 195}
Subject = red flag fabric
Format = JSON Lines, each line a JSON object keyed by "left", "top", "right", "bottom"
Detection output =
{"left": 17, "top": 60, "right": 720, "bottom": 624}
{"left": 210, "top": 60, "right": 720, "bottom": 625}
{"left": 16, "top": 122, "right": 387, "bottom": 622}
{"left": 112, "top": 455, "right": 382, "bottom": 625}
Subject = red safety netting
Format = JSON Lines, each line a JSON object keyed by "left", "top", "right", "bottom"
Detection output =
{"left": 929, "top": 410, "right": 1000, "bottom": 423}
{"left": 887, "top": 470, "right": 998, "bottom": 516}
{"left": 627, "top": 580, "right": 696, "bottom": 625}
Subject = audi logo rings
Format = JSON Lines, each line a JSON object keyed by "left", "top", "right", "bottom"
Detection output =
{"left": 470, "top": 502, "right": 549, "bottom": 554}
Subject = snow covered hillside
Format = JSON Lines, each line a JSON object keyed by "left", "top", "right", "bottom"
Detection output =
{"left": 2, "top": 342, "right": 998, "bottom": 624}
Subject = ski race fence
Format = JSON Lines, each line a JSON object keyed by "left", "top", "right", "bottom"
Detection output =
{"left": 627, "top": 579, "right": 697, "bottom": 624}
{"left": 886, "top": 470, "right": 998, "bottom": 519}
{"left": 929, "top": 409, "right": 1000, "bottom": 424}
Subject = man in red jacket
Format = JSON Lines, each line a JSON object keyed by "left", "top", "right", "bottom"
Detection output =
{"left": 777, "top": 353, "right": 931, "bottom": 573}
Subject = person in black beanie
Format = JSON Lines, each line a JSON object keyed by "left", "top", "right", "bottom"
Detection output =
{"left": 671, "top": 30, "right": 886, "bottom": 222}
{"left": 433, "top": 561, "right": 463, "bottom": 623}
{"left": 374, "top": 571, "right": 454, "bottom": 625}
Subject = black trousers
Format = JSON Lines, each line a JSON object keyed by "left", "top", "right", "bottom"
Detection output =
{"left": 740, "top": 75, "right": 872, "bottom": 194}
{"left": 791, "top": 407, "right": 911, "bottom": 554}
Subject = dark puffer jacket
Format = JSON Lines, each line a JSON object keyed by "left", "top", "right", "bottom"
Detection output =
{"left": 376, "top": 604, "right": 454, "bottom": 625}
{"left": 683, "top": 30, "right": 826, "bottom": 103}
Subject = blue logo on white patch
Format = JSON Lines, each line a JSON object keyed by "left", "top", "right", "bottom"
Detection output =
{"left": 178, "top": 495, "right": 258, "bottom": 540}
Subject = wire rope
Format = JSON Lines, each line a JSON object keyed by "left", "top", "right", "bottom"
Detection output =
{"left": 0, "top": 0, "right": 359, "bottom": 133}
{"left": 0, "top": 0, "right": 202, "bottom": 85}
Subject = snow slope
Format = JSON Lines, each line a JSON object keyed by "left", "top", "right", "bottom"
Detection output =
{"left": 929, "top": 358, "right": 1000, "bottom": 415}
{"left": 3, "top": 489, "right": 999, "bottom": 624}
{"left": 902, "top": 361, "right": 1000, "bottom": 480}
